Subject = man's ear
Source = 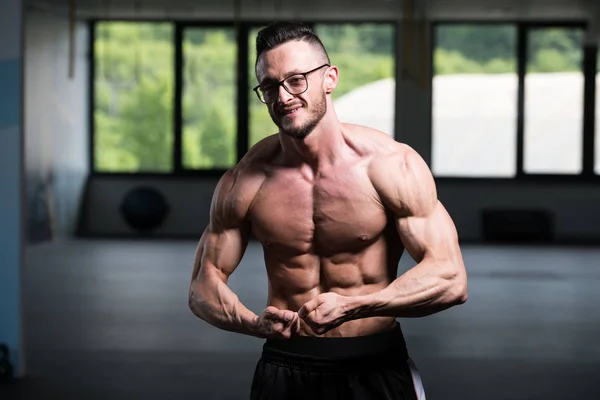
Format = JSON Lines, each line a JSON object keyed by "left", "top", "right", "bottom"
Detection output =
{"left": 323, "top": 65, "right": 339, "bottom": 94}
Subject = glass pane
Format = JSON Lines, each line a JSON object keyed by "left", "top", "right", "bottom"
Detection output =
{"left": 94, "top": 22, "right": 174, "bottom": 173}
{"left": 182, "top": 28, "right": 237, "bottom": 169}
{"left": 524, "top": 28, "right": 584, "bottom": 174}
{"left": 316, "top": 23, "right": 395, "bottom": 136}
{"left": 249, "top": 26, "right": 277, "bottom": 148}
{"left": 432, "top": 25, "right": 517, "bottom": 177}
{"left": 596, "top": 50, "right": 600, "bottom": 174}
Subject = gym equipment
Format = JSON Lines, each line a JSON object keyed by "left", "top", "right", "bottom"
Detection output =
{"left": 120, "top": 186, "right": 170, "bottom": 233}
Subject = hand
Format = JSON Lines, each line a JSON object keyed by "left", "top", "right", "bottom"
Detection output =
{"left": 298, "top": 292, "right": 352, "bottom": 335}
{"left": 255, "top": 306, "right": 300, "bottom": 339}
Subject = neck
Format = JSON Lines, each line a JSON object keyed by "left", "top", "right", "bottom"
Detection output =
{"left": 280, "top": 111, "right": 344, "bottom": 170}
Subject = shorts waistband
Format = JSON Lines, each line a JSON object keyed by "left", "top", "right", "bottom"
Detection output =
{"left": 262, "top": 322, "right": 408, "bottom": 362}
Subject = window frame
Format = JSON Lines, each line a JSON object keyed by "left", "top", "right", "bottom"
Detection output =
{"left": 89, "top": 19, "right": 398, "bottom": 177}
{"left": 430, "top": 20, "right": 598, "bottom": 183}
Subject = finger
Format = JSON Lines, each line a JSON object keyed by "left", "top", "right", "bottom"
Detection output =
{"left": 264, "top": 309, "right": 297, "bottom": 328}
{"left": 290, "top": 313, "right": 301, "bottom": 332}
{"left": 263, "top": 307, "right": 288, "bottom": 322}
{"left": 279, "top": 310, "right": 295, "bottom": 322}
{"left": 298, "top": 297, "right": 323, "bottom": 318}
{"left": 273, "top": 321, "right": 285, "bottom": 333}
{"left": 268, "top": 309, "right": 293, "bottom": 322}
{"left": 263, "top": 306, "right": 279, "bottom": 316}
{"left": 284, "top": 314, "right": 301, "bottom": 338}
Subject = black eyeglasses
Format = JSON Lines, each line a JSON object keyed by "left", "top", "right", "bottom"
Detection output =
{"left": 253, "top": 64, "right": 330, "bottom": 104}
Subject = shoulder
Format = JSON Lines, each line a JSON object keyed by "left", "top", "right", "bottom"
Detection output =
{"left": 221, "top": 133, "right": 280, "bottom": 186}
{"left": 341, "top": 123, "right": 421, "bottom": 169}
{"left": 343, "top": 125, "right": 436, "bottom": 217}
{"left": 211, "top": 135, "right": 280, "bottom": 227}
{"left": 239, "top": 134, "right": 281, "bottom": 168}
{"left": 341, "top": 123, "right": 400, "bottom": 157}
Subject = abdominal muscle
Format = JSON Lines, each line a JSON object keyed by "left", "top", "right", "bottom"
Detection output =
{"left": 264, "top": 249, "right": 399, "bottom": 337}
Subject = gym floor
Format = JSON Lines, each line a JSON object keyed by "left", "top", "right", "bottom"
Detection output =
{"left": 2, "top": 239, "right": 599, "bottom": 399}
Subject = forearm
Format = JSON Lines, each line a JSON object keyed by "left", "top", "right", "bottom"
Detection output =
{"left": 189, "top": 274, "right": 261, "bottom": 337}
{"left": 348, "top": 259, "right": 467, "bottom": 319}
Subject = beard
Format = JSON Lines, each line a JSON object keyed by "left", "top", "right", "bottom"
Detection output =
{"left": 269, "top": 92, "right": 327, "bottom": 140}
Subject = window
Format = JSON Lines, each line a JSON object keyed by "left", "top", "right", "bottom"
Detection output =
{"left": 524, "top": 28, "right": 584, "bottom": 174}
{"left": 432, "top": 24, "right": 518, "bottom": 177}
{"left": 92, "top": 22, "right": 398, "bottom": 174}
{"left": 92, "top": 21, "right": 597, "bottom": 178}
{"left": 182, "top": 27, "right": 237, "bottom": 169}
{"left": 316, "top": 23, "right": 395, "bottom": 136}
{"left": 94, "top": 22, "right": 174, "bottom": 173}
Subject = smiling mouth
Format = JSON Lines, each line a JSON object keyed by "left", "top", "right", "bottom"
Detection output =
{"left": 280, "top": 106, "right": 302, "bottom": 116}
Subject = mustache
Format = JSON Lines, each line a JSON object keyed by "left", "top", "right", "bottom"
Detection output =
{"left": 274, "top": 102, "right": 304, "bottom": 115}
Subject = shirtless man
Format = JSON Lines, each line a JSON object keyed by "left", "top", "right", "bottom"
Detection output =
{"left": 188, "top": 21, "right": 468, "bottom": 400}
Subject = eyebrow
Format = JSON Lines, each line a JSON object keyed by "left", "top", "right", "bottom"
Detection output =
{"left": 259, "top": 69, "right": 305, "bottom": 86}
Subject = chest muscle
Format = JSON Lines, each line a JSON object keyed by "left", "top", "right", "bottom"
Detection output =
{"left": 250, "top": 168, "right": 387, "bottom": 256}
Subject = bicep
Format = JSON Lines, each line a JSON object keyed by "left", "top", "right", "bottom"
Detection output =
{"left": 396, "top": 201, "right": 461, "bottom": 265}
{"left": 373, "top": 145, "right": 461, "bottom": 265}
{"left": 202, "top": 223, "right": 250, "bottom": 282}
{"left": 191, "top": 170, "right": 251, "bottom": 284}
{"left": 191, "top": 223, "right": 250, "bottom": 287}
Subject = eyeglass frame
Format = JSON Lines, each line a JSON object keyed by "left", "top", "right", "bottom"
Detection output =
{"left": 252, "top": 63, "right": 331, "bottom": 104}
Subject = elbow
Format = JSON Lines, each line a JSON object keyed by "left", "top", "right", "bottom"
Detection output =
{"left": 444, "top": 264, "right": 468, "bottom": 306}
{"left": 188, "top": 267, "right": 215, "bottom": 319}
{"left": 187, "top": 290, "right": 196, "bottom": 314}
{"left": 454, "top": 283, "right": 468, "bottom": 305}
{"left": 188, "top": 288, "right": 198, "bottom": 315}
{"left": 188, "top": 283, "right": 206, "bottom": 319}
{"left": 451, "top": 273, "right": 468, "bottom": 305}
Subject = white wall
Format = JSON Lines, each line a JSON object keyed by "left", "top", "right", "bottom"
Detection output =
{"left": 25, "top": 8, "right": 89, "bottom": 242}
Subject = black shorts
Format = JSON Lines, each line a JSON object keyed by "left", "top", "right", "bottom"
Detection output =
{"left": 250, "top": 323, "right": 426, "bottom": 400}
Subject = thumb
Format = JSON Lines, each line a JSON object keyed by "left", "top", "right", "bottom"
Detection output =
{"left": 262, "top": 306, "right": 280, "bottom": 318}
{"left": 298, "top": 296, "right": 323, "bottom": 318}
{"left": 278, "top": 309, "right": 296, "bottom": 322}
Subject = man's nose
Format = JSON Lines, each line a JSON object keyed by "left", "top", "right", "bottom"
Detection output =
{"left": 277, "top": 85, "right": 294, "bottom": 102}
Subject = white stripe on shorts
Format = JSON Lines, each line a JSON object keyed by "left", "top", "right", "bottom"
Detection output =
{"left": 408, "top": 358, "right": 426, "bottom": 400}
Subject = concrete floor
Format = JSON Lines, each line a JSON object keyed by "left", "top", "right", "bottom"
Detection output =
{"left": 2, "top": 239, "right": 600, "bottom": 399}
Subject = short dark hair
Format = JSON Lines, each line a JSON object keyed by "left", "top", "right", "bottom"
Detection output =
{"left": 255, "top": 21, "right": 330, "bottom": 67}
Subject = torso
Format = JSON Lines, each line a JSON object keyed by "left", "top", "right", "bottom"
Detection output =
{"left": 237, "top": 125, "right": 405, "bottom": 337}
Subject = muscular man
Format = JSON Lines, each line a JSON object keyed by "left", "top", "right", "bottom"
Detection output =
{"left": 189, "top": 21, "right": 468, "bottom": 400}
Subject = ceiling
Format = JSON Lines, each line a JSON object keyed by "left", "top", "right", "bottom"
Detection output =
{"left": 23, "top": 0, "right": 600, "bottom": 22}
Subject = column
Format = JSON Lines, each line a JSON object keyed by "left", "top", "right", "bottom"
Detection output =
{"left": 0, "top": 0, "right": 24, "bottom": 378}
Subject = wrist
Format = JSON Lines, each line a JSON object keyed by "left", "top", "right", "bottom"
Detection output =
{"left": 343, "top": 292, "right": 378, "bottom": 320}
{"left": 247, "top": 314, "right": 264, "bottom": 338}
{"left": 344, "top": 291, "right": 388, "bottom": 320}
{"left": 230, "top": 310, "right": 263, "bottom": 338}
